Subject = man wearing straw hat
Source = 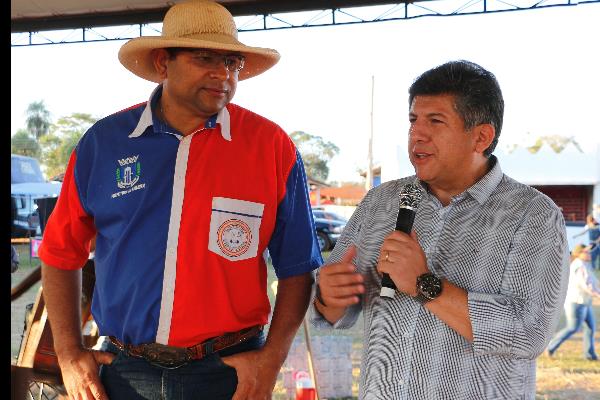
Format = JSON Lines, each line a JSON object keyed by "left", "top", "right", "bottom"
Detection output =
{"left": 38, "top": 1, "right": 322, "bottom": 399}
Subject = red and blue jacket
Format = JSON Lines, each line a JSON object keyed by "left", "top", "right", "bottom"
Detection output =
{"left": 38, "top": 86, "right": 322, "bottom": 347}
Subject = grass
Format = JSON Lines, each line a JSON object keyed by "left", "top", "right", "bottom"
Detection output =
{"left": 10, "top": 244, "right": 600, "bottom": 399}
{"left": 535, "top": 305, "right": 600, "bottom": 400}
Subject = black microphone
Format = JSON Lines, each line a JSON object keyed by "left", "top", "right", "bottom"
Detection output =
{"left": 380, "top": 183, "right": 423, "bottom": 298}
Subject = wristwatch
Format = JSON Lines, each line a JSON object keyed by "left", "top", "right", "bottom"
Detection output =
{"left": 414, "top": 273, "right": 443, "bottom": 304}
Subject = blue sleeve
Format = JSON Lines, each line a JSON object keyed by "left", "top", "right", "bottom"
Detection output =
{"left": 268, "top": 150, "right": 323, "bottom": 278}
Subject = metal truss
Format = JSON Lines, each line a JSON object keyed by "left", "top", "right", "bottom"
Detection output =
{"left": 11, "top": 0, "right": 600, "bottom": 47}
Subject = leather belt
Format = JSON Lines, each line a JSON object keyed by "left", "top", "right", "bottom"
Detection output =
{"left": 109, "top": 325, "right": 262, "bottom": 369}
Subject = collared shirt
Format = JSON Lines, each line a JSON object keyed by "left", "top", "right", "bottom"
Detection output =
{"left": 311, "top": 156, "right": 569, "bottom": 399}
{"left": 39, "top": 84, "right": 322, "bottom": 347}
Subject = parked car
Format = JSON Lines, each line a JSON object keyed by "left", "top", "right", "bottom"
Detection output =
{"left": 312, "top": 209, "right": 348, "bottom": 251}
{"left": 11, "top": 154, "right": 62, "bottom": 237}
{"left": 313, "top": 209, "right": 348, "bottom": 223}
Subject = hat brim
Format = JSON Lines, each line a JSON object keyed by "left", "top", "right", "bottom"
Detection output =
{"left": 118, "top": 35, "right": 280, "bottom": 82}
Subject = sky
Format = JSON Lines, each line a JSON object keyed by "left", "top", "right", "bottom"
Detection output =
{"left": 10, "top": 2, "right": 600, "bottom": 183}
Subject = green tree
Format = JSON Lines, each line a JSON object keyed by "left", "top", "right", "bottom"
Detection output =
{"left": 526, "top": 134, "right": 583, "bottom": 154}
{"left": 40, "top": 113, "right": 98, "bottom": 178}
{"left": 25, "top": 100, "right": 52, "bottom": 139}
{"left": 290, "top": 131, "right": 339, "bottom": 182}
{"left": 11, "top": 129, "right": 41, "bottom": 158}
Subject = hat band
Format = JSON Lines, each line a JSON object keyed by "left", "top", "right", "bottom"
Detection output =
{"left": 162, "top": 32, "right": 243, "bottom": 47}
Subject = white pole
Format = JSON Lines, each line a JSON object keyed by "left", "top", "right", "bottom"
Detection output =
{"left": 366, "top": 75, "right": 374, "bottom": 191}
{"left": 302, "top": 318, "right": 320, "bottom": 400}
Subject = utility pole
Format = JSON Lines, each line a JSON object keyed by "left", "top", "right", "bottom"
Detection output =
{"left": 366, "top": 75, "right": 374, "bottom": 191}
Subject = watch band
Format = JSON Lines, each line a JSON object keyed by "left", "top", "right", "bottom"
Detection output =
{"left": 413, "top": 292, "right": 433, "bottom": 305}
{"left": 315, "top": 283, "right": 327, "bottom": 307}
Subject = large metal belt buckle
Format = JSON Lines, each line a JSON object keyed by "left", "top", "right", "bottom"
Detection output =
{"left": 140, "top": 343, "right": 191, "bottom": 369}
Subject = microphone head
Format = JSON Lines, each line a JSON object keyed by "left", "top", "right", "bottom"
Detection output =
{"left": 399, "top": 183, "right": 423, "bottom": 210}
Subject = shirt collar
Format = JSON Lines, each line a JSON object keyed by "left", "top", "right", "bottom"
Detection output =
{"left": 416, "top": 155, "right": 504, "bottom": 206}
{"left": 215, "top": 106, "right": 231, "bottom": 141}
{"left": 128, "top": 84, "right": 231, "bottom": 141}
{"left": 465, "top": 155, "right": 503, "bottom": 205}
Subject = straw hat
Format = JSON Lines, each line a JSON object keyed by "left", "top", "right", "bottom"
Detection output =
{"left": 118, "top": 0, "right": 280, "bottom": 82}
{"left": 571, "top": 244, "right": 586, "bottom": 259}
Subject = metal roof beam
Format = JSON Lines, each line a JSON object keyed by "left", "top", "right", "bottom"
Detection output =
{"left": 11, "top": 0, "right": 600, "bottom": 47}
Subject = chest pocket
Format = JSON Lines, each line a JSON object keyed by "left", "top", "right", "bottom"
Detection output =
{"left": 208, "top": 197, "right": 264, "bottom": 262}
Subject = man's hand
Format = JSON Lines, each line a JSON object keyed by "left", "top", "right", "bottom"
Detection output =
{"left": 58, "top": 348, "right": 115, "bottom": 400}
{"left": 42, "top": 263, "right": 114, "bottom": 399}
{"left": 317, "top": 246, "right": 364, "bottom": 308}
{"left": 220, "top": 347, "right": 281, "bottom": 400}
{"left": 377, "top": 230, "right": 428, "bottom": 296}
{"left": 314, "top": 246, "right": 364, "bottom": 324}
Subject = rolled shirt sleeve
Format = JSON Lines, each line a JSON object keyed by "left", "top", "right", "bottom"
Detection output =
{"left": 469, "top": 197, "right": 569, "bottom": 359}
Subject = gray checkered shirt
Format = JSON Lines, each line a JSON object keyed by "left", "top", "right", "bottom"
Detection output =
{"left": 310, "top": 157, "right": 569, "bottom": 399}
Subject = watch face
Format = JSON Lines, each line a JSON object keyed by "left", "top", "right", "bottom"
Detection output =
{"left": 417, "top": 273, "right": 442, "bottom": 299}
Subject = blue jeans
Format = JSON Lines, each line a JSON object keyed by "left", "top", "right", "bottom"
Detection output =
{"left": 99, "top": 332, "right": 264, "bottom": 400}
{"left": 547, "top": 302, "right": 597, "bottom": 359}
{"left": 591, "top": 244, "right": 600, "bottom": 270}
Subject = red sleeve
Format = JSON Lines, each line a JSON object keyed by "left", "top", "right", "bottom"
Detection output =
{"left": 37, "top": 151, "right": 96, "bottom": 270}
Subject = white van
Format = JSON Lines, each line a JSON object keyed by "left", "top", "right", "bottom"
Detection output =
{"left": 11, "top": 154, "right": 61, "bottom": 237}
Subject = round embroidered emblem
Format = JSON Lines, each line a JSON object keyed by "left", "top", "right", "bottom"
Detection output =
{"left": 216, "top": 219, "right": 252, "bottom": 257}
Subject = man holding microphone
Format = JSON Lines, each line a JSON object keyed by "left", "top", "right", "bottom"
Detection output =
{"left": 312, "top": 60, "right": 569, "bottom": 399}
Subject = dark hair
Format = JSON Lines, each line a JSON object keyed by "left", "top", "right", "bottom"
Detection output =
{"left": 408, "top": 60, "right": 504, "bottom": 156}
